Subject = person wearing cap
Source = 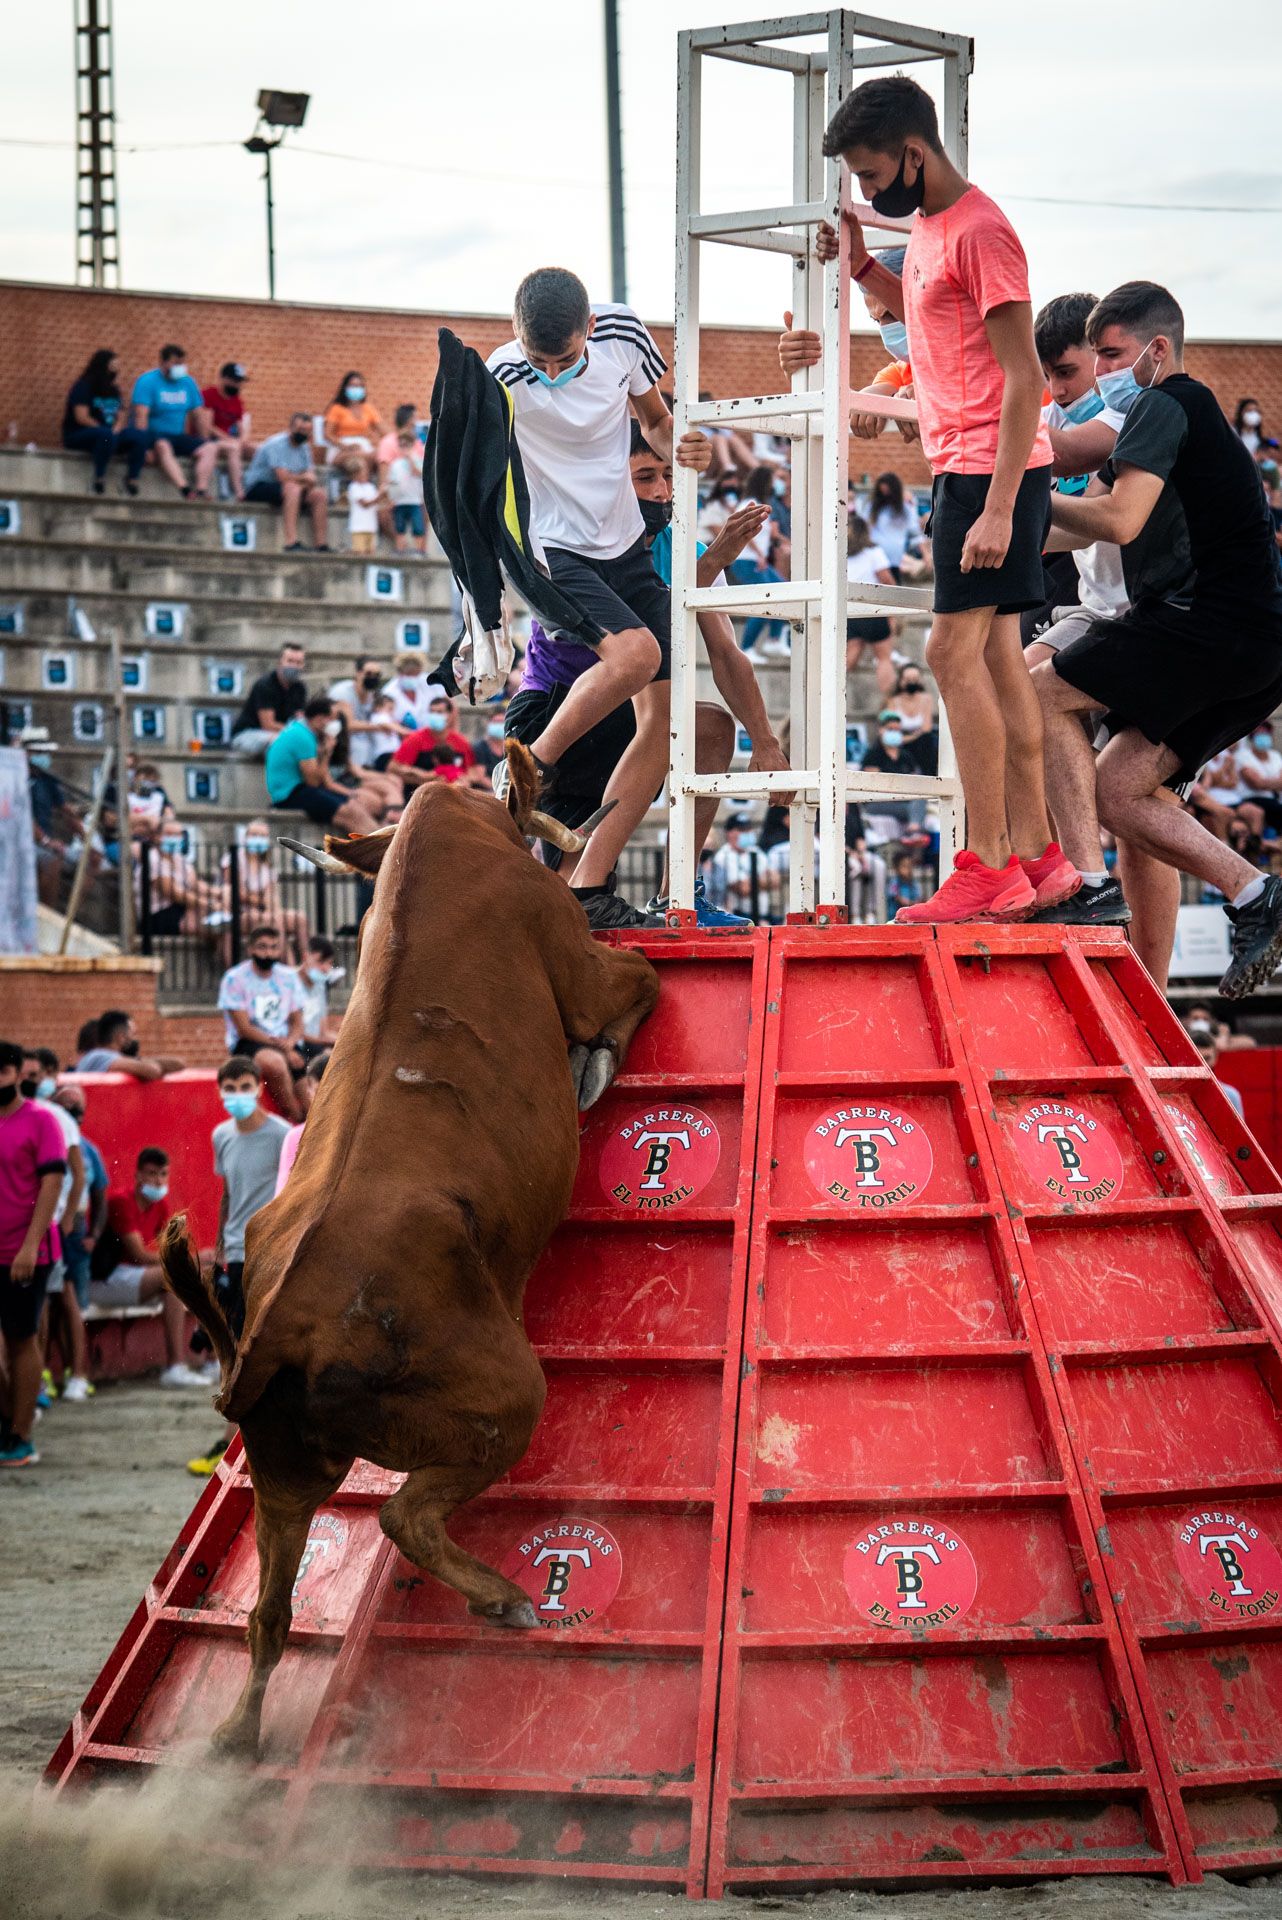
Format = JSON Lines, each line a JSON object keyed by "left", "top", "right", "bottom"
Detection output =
{"left": 862, "top": 708, "right": 924, "bottom": 778}
{"left": 194, "top": 362, "right": 252, "bottom": 500}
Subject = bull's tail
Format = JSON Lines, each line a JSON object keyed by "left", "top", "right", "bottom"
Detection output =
{"left": 159, "top": 1214, "right": 238, "bottom": 1373}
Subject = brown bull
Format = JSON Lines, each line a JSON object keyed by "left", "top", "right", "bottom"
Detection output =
{"left": 160, "top": 744, "right": 658, "bottom": 1759}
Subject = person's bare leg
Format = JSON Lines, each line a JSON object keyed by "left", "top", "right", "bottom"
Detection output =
{"left": 573, "top": 681, "right": 670, "bottom": 891}
{"left": 226, "top": 441, "right": 244, "bottom": 499}
{"left": 334, "top": 795, "right": 381, "bottom": 834}
{"left": 307, "top": 484, "right": 329, "bottom": 546}
{"left": 926, "top": 607, "right": 1012, "bottom": 868}
{"left": 280, "top": 480, "right": 301, "bottom": 545}
{"left": 252, "top": 1046, "right": 302, "bottom": 1122}
{"left": 153, "top": 438, "right": 187, "bottom": 493}
{"left": 1096, "top": 732, "right": 1261, "bottom": 899}
{"left": 1116, "top": 830, "right": 1183, "bottom": 989}
{"left": 1032, "top": 660, "right": 1110, "bottom": 873}
{"left": 985, "top": 613, "right": 1052, "bottom": 860}
{"left": 871, "top": 642, "right": 898, "bottom": 700}
{"left": 56, "top": 1288, "right": 89, "bottom": 1381}
{"left": 529, "top": 627, "right": 661, "bottom": 770}
{"left": 139, "top": 1268, "right": 188, "bottom": 1368}
{"left": 192, "top": 440, "right": 220, "bottom": 495}
{"left": 660, "top": 703, "right": 737, "bottom": 895}
{"left": 6, "top": 1334, "right": 42, "bottom": 1442}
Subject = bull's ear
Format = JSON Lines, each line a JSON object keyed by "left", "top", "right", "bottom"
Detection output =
{"left": 503, "top": 738, "right": 542, "bottom": 828}
{"left": 322, "top": 824, "right": 397, "bottom": 877}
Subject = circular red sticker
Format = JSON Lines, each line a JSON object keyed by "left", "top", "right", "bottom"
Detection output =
{"left": 1164, "top": 1101, "right": 1231, "bottom": 1200}
{"left": 599, "top": 1105, "right": 720, "bottom": 1211}
{"left": 1010, "top": 1099, "right": 1125, "bottom": 1205}
{"left": 804, "top": 1102, "right": 933, "bottom": 1208}
{"left": 843, "top": 1517, "right": 978, "bottom": 1630}
{"left": 501, "top": 1518, "right": 623, "bottom": 1630}
{"left": 1176, "top": 1508, "right": 1282, "bottom": 1622}
{"left": 290, "top": 1511, "right": 348, "bottom": 1612}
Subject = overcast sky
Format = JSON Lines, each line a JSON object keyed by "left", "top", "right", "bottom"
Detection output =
{"left": 4, "top": 0, "right": 1280, "bottom": 340}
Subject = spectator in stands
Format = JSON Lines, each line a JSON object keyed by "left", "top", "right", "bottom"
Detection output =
{"left": 865, "top": 471, "right": 924, "bottom": 582}
{"left": 220, "top": 820, "right": 309, "bottom": 963}
{"left": 265, "top": 694, "right": 383, "bottom": 834}
{"left": 299, "top": 935, "right": 343, "bottom": 1044}
{"left": 392, "top": 692, "right": 477, "bottom": 790}
{"left": 212, "top": 1055, "right": 290, "bottom": 1323}
{"left": 88, "top": 1147, "right": 206, "bottom": 1386}
{"left": 1184, "top": 1012, "right": 1247, "bottom": 1121}
{"left": 52, "top": 1083, "right": 108, "bottom": 1400}
{"left": 386, "top": 652, "right": 439, "bottom": 731}
{"left": 862, "top": 707, "right": 923, "bottom": 777}
{"left": 1234, "top": 724, "right": 1282, "bottom": 842}
{"left": 473, "top": 703, "right": 509, "bottom": 780}
{"left": 1191, "top": 747, "right": 1246, "bottom": 843}
{"left": 62, "top": 348, "right": 147, "bottom": 495}
{"left": 886, "top": 849, "right": 924, "bottom": 918}
{"left": 324, "top": 371, "right": 383, "bottom": 457}
{"left": 0, "top": 1040, "right": 68, "bottom": 1466}
{"left": 273, "top": 1048, "right": 331, "bottom": 1197}
{"left": 231, "top": 642, "right": 308, "bottom": 757}
{"left": 128, "top": 758, "right": 170, "bottom": 828}
{"left": 1185, "top": 1001, "right": 1256, "bottom": 1051}
{"left": 75, "top": 1009, "right": 185, "bottom": 1078}
{"left": 193, "top": 361, "right": 252, "bottom": 500}
{"left": 382, "top": 417, "right": 428, "bottom": 555}
{"left": 130, "top": 344, "right": 208, "bottom": 497}
{"left": 339, "top": 450, "right": 384, "bottom": 554}
{"left": 894, "top": 663, "right": 938, "bottom": 774}
{"left": 845, "top": 514, "right": 898, "bottom": 691}
{"left": 218, "top": 923, "right": 309, "bottom": 1120}
{"left": 136, "top": 807, "right": 228, "bottom": 939}
{"left": 328, "top": 656, "right": 403, "bottom": 770}
{"left": 733, "top": 465, "right": 791, "bottom": 659}
{"left": 243, "top": 413, "right": 331, "bottom": 552}
{"left": 707, "top": 817, "right": 759, "bottom": 918}
{"left": 377, "top": 402, "right": 423, "bottom": 469}
{"left": 1234, "top": 398, "right": 1278, "bottom": 461}
{"left": 20, "top": 1048, "right": 89, "bottom": 1409}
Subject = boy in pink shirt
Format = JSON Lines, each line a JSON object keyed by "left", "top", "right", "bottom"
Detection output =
{"left": 782, "top": 75, "right": 1079, "bottom": 924}
{"left": 0, "top": 1040, "right": 68, "bottom": 1465}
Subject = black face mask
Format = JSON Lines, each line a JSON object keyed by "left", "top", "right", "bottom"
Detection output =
{"left": 361, "top": 671, "right": 382, "bottom": 689}
{"left": 250, "top": 954, "right": 276, "bottom": 974}
{"left": 639, "top": 497, "right": 673, "bottom": 537}
{"left": 223, "top": 382, "right": 242, "bottom": 396}
{"left": 289, "top": 430, "right": 309, "bottom": 446}
{"left": 0, "top": 1085, "right": 16, "bottom": 1108}
{"left": 120, "top": 1037, "right": 141, "bottom": 1058}
{"left": 871, "top": 147, "right": 926, "bottom": 220}
{"left": 19, "top": 1078, "right": 38, "bottom": 1099}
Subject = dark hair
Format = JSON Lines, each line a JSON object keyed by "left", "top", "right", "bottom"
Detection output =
{"left": 1034, "top": 292, "right": 1099, "bottom": 367}
{"left": 0, "top": 1041, "right": 23, "bottom": 1074}
{"left": 848, "top": 512, "right": 872, "bottom": 555}
{"left": 306, "top": 1050, "right": 331, "bottom": 1083}
{"left": 394, "top": 403, "right": 417, "bottom": 429}
{"left": 333, "top": 370, "right": 366, "bottom": 405}
{"left": 76, "top": 1017, "right": 100, "bottom": 1053}
{"left": 629, "top": 420, "right": 652, "bottom": 459}
{"left": 759, "top": 805, "right": 790, "bottom": 852}
{"left": 247, "top": 922, "right": 281, "bottom": 944}
{"left": 303, "top": 694, "right": 333, "bottom": 721}
{"left": 872, "top": 470, "right": 905, "bottom": 517}
{"left": 137, "top": 1146, "right": 169, "bottom": 1170}
{"left": 217, "top": 1055, "right": 261, "bottom": 1086}
{"left": 513, "top": 268, "right": 591, "bottom": 356}
{"left": 80, "top": 348, "right": 120, "bottom": 399}
{"left": 35, "top": 1046, "right": 59, "bottom": 1074}
{"left": 1086, "top": 281, "right": 1185, "bottom": 354}
{"left": 822, "top": 74, "right": 942, "bottom": 161}
{"left": 280, "top": 641, "right": 306, "bottom": 659}
{"left": 745, "top": 465, "right": 775, "bottom": 505}
{"left": 97, "top": 1008, "right": 131, "bottom": 1046}
{"left": 1235, "top": 397, "right": 1262, "bottom": 431}
{"left": 160, "top": 343, "right": 185, "bottom": 361}
{"left": 306, "top": 934, "right": 335, "bottom": 962}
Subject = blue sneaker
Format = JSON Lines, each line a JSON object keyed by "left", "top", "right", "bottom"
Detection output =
{"left": 0, "top": 1437, "right": 40, "bottom": 1467}
{"left": 646, "top": 880, "right": 754, "bottom": 931}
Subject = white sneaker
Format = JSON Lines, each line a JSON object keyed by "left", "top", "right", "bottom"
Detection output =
{"left": 61, "top": 1375, "right": 93, "bottom": 1402}
{"left": 197, "top": 1360, "right": 220, "bottom": 1383}
{"left": 159, "top": 1363, "right": 210, "bottom": 1390}
{"left": 760, "top": 636, "right": 792, "bottom": 659}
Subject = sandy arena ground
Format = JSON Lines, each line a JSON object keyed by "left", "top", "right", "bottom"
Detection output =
{"left": 4, "top": 1381, "right": 1282, "bottom": 1920}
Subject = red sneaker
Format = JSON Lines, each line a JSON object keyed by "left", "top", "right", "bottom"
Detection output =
{"left": 895, "top": 851, "right": 1035, "bottom": 925}
{"left": 1020, "top": 842, "right": 1083, "bottom": 911}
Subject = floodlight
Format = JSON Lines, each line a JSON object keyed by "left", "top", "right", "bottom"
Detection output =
{"left": 257, "top": 89, "right": 310, "bottom": 129}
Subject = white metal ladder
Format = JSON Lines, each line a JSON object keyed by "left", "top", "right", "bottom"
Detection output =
{"left": 669, "top": 9, "right": 972, "bottom": 922}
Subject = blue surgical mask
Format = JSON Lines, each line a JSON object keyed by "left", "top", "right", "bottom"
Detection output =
{"left": 486, "top": 720, "right": 505, "bottom": 740}
{"left": 1059, "top": 388, "right": 1107, "bottom": 426}
{"left": 1095, "top": 340, "right": 1158, "bottom": 417}
{"left": 221, "top": 1091, "right": 258, "bottom": 1121}
{"left": 878, "top": 319, "right": 909, "bottom": 360}
{"left": 140, "top": 1181, "right": 169, "bottom": 1204}
{"left": 307, "top": 966, "right": 329, "bottom": 985}
{"left": 772, "top": 476, "right": 788, "bottom": 499}
{"left": 245, "top": 836, "right": 270, "bottom": 855}
{"left": 426, "top": 710, "right": 449, "bottom": 732}
{"left": 416, "top": 422, "right": 429, "bottom": 443}
{"left": 531, "top": 351, "right": 588, "bottom": 391}
{"left": 882, "top": 728, "right": 904, "bottom": 750}
{"left": 37, "top": 1076, "right": 57, "bottom": 1101}
{"left": 1253, "top": 732, "right": 1274, "bottom": 752}
{"left": 29, "top": 751, "right": 53, "bottom": 770}
{"left": 345, "top": 384, "right": 365, "bottom": 402}
{"left": 166, "top": 363, "right": 188, "bottom": 382}
{"left": 161, "top": 835, "right": 184, "bottom": 854}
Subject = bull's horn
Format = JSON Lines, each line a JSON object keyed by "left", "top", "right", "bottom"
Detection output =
{"left": 573, "top": 798, "right": 618, "bottom": 837}
{"left": 528, "top": 809, "right": 587, "bottom": 855}
{"left": 277, "top": 836, "right": 352, "bottom": 876}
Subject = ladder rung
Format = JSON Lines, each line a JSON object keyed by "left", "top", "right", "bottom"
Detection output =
{"left": 688, "top": 15, "right": 833, "bottom": 52}
{"left": 682, "top": 583, "right": 931, "bottom": 618}
{"left": 701, "top": 229, "right": 808, "bottom": 259}
{"left": 689, "top": 393, "right": 821, "bottom": 426}
{"left": 704, "top": 40, "right": 811, "bottom": 74}
{"left": 673, "top": 770, "right": 962, "bottom": 802}
{"left": 846, "top": 585, "right": 932, "bottom": 615}
{"left": 690, "top": 201, "right": 825, "bottom": 240}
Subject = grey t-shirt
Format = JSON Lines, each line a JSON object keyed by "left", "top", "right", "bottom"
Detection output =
{"left": 213, "top": 1113, "right": 291, "bottom": 1262}
{"left": 76, "top": 1048, "right": 120, "bottom": 1072}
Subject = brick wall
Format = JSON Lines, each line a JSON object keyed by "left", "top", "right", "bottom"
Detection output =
{"left": 0, "top": 955, "right": 226, "bottom": 1068}
{"left": 4, "top": 277, "right": 1280, "bottom": 499}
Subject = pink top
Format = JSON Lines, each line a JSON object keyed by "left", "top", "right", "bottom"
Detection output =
{"left": 0, "top": 1100, "right": 67, "bottom": 1264}
{"left": 902, "top": 184, "right": 1052, "bottom": 477}
{"left": 273, "top": 1121, "right": 305, "bottom": 1196}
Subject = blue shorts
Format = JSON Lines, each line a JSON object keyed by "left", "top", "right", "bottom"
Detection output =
{"left": 272, "top": 782, "right": 345, "bottom": 824}
{"left": 393, "top": 503, "right": 426, "bottom": 537}
{"left": 147, "top": 430, "right": 206, "bottom": 456}
{"left": 61, "top": 1227, "right": 93, "bottom": 1311}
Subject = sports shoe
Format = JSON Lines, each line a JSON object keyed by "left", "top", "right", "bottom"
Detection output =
{"left": 187, "top": 1440, "right": 229, "bottom": 1478}
{"left": 492, "top": 751, "right": 554, "bottom": 806}
{"left": 158, "top": 1363, "right": 212, "bottom": 1390}
{"left": 760, "top": 635, "right": 792, "bottom": 660}
{"left": 1220, "top": 876, "right": 1282, "bottom": 999}
{"left": 40, "top": 1368, "right": 58, "bottom": 1401}
{"left": 1020, "top": 843, "right": 1082, "bottom": 912}
{"left": 572, "top": 874, "right": 665, "bottom": 930}
{"left": 60, "top": 1375, "right": 94, "bottom": 1403}
{"left": 894, "top": 851, "right": 1035, "bottom": 925}
{"left": 1030, "top": 877, "right": 1132, "bottom": 927}
{"left": 0, "top": 1438, "right": 39, "bottom": 1467}
{"left": 645, "top": 879, "right": 753, "bottom": 930}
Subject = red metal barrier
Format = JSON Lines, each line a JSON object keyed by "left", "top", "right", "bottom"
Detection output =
{"left": 47, "top": 928, "right": 1282, "bottom": 1891}
{"left": 68, "top": 1069, "right": 244, "bottom": 1249}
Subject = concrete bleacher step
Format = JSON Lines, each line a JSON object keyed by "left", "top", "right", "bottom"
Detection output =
{"left": 0, "top": 537, "right": 448, "bottom": 610}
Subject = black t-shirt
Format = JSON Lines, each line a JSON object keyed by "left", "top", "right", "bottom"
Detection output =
{"left": 1095, "top": 457, "right": 1192, "bottom": 609}
{"left": 63, "top": 378, "right": 123, "bottom": 440}
{"left": 861, "top": 739, "right": 923, "bottom": 777}
{"left": 1112, "top": 374, "right": 1282, "bottom": 630}
{"left": 234, "top": 671, "right": 306, "bottom": 736}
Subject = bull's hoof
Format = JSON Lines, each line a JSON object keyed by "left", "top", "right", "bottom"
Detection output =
{"left": 471, "top": 1598, "right": 537, "bottom": 1630}
{"left": 210, "top": 1716, "right": 261, "bottom": 1762}
{"left": 578, "top": 1045, "right": 615, "bottom": 1112}
{"left": 568, "top": 1044, "right": 590, "bottom": 1103}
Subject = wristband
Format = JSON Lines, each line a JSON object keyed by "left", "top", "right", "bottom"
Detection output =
{"left": 852, "top": 256, "right": 875, "bottom": 285}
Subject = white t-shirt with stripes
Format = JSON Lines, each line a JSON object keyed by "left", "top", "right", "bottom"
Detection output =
{"left": 487, "top": 303, "right": 667, "bottom": 562}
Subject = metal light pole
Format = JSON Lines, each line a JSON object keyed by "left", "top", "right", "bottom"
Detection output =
{"left": 603, "top": 0, "right": 627, "bottom": 303}
{"left": 243, "top": 89, "right": 310, "bottom": 301}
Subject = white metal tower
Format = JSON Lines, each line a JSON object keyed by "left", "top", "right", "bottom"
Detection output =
{"left": 668, "top": 10, "right": 972, "bottom": 923}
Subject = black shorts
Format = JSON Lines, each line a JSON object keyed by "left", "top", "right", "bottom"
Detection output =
{"left": 148, "top": 430, "right": 206, "bottom": 457}
{"left": 149, "top": 901, "right": 185, "bottom": 935}
{"left": 1020, "top": 549, "right": 1081, "bottom": 647}
{"left": 544, "top": 537, "right": 672, "bottom": 681}
{"left": 847, "top": 617, "right": 892, "bottom": 643}
{"left": 929, "top": 466, "right": 1053, "bottom": 616}
{"left": 506, "top": 684, "right": 636, "bottom": 820}
{"left": 1053, "top": 598, "right": 1282, "bottom": 785}
{"left": 245, "top": 479, "right": 285, "bottom": 507}
{"left": 0, "top": 1263, "right": 52, "bottom": 1342}
{"left": 272, "top": 783, "right": 345, "bottom": 824}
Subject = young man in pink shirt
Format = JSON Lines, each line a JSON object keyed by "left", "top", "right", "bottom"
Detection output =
{"left": 782, "top": 75, "right": 1079, "bottom": 923}
{"left": 0, "top": 1040, "right": 68, "bottom": 1465}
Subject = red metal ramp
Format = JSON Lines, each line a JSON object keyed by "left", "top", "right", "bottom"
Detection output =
{"left": 47, "top": 931, "right": 769, "bottom": 1899}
